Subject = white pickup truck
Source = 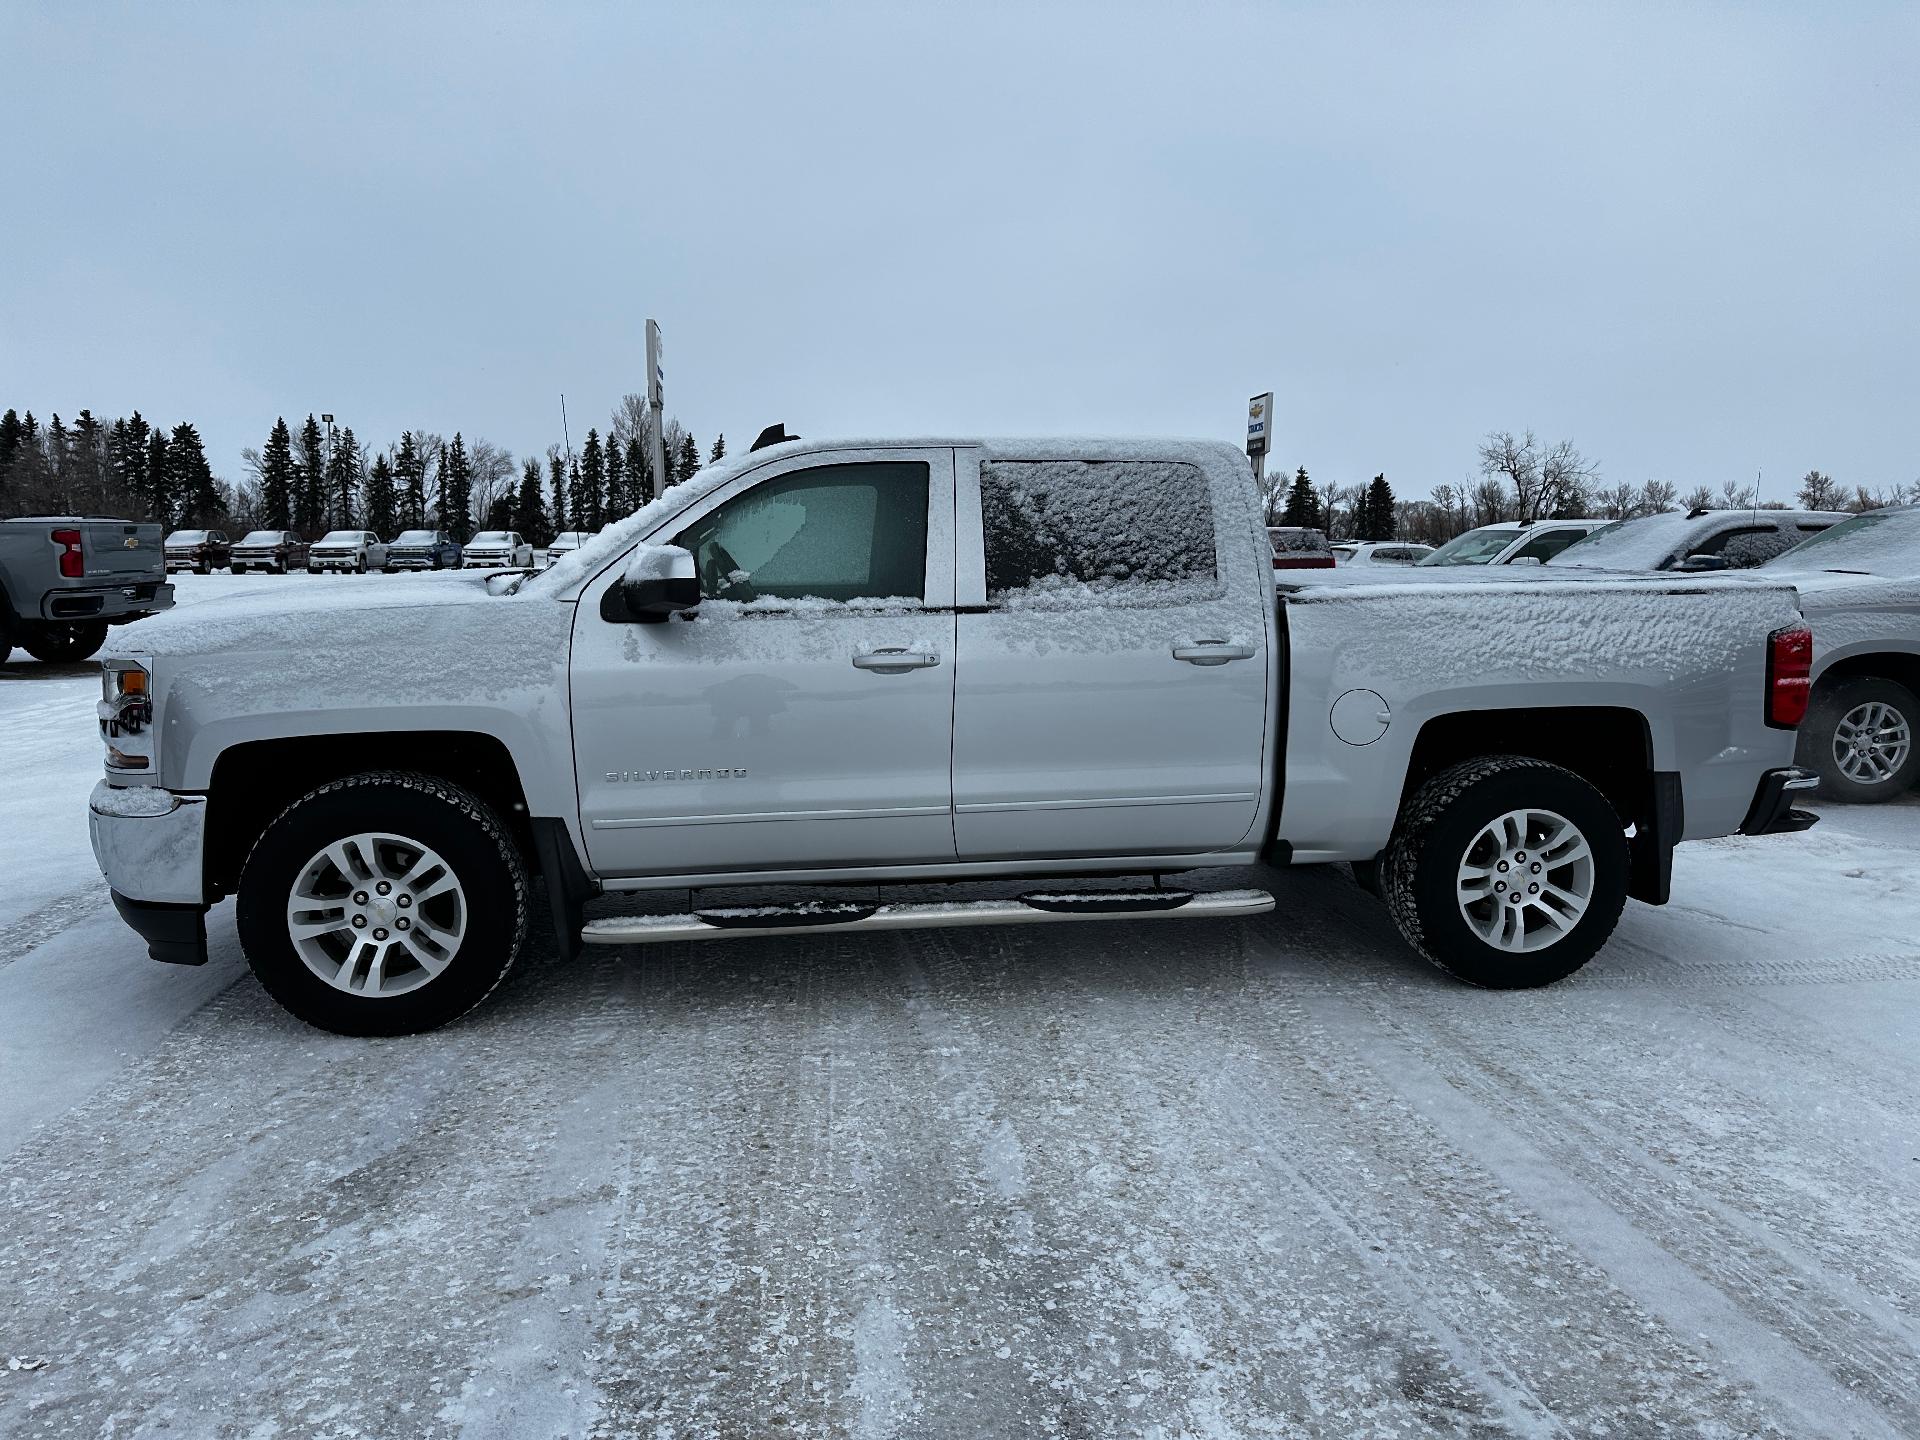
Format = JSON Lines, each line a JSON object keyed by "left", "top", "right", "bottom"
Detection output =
{"left": 88, "top": 438, "right": 1819, "bottom": 1034}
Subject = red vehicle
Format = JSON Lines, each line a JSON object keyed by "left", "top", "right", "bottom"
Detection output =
{"left": 230, "top": 529, "right": 311, "bottom": 574}
{"left": 1267, "top": 526, "right": 1336, "bottom": 570}
{"left": 163, "top": 529, "right": 232, "bottom": 574}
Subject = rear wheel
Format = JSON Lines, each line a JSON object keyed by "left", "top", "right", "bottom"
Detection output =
{"left": 0, "top": 607, "right": 14, "bottom": 666}
{"left": 1802, "top": 676, "right": 1918, "bottom": 803}
{"left": 18, "top": 620, "right": 110, "bottom": 664}
{"left": 1381, "top": 756, "right": 1628, "bottom": 988}
{"left": 236, "top": 772, "right": 531, "bottom": 1035}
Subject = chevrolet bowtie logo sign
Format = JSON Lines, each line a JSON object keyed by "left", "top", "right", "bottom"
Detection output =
{"left": 124, "top": 537, "right": 141, "bottom": 549}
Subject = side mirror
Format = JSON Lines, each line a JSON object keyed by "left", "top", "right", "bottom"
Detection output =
{"left": 1675, "top": 553, "right": 1728, "bottom": 572}
{"left": 608, "top": 543, "right": 700, "bottom": 622}
{"left": 1507, "top": 555, "right": 1544, "bottom": 567}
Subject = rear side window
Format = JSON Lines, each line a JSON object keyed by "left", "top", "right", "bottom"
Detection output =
{"left": 982, "top": 460, "right": 1217, "bottom": 605}
{"left": 675, "top": 461, "right": 929, "bottom": 604}
{"left": 1694, "top": 525, "right": 1798, "bottom": 568}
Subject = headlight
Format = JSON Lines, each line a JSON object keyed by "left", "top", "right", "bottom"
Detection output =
{"left": 99, "top": 658, "right": 156, "bottom": 773}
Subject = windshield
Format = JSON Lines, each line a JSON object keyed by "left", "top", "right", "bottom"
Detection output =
{"left": 1762, "top": 508, "right": 1919, "bottom": 576}
{"left": 1547, "top": 513, "right": 1700, "bottom": 570}
{"left": 1418, "top": 527, "right": 1518, "bottom": 566}
{"left": 318, "top": 531, "right": 360, "bottom": 543}
{"left": 239, "top": 531, "right": 282, "bottom": 545}
{"left": 472, "top": 532, "right": 510, "bottom": 544}
{"left": 395, "top": 531, "right": 436, "bottom": 545}
{"left": 550, "top": 532, "right": 583, "bottom": 545}
{"left": 165, "top": 530, "right": 207, "bottom": 544}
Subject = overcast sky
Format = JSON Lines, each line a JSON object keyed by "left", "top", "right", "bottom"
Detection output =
{"left": 4, "top": 2, "right": 1915, "bottom": 504}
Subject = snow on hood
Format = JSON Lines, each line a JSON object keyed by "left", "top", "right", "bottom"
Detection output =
{"left": 119, "top": 572, "right": 501, "bottom": 657}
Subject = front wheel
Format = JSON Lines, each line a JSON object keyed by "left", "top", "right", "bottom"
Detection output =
{"left": 1381, "top": 756, "right": 1628, "bottom": 988}
{"left": 236, "top": 772, "right": 531, "bottom": 1035}
{"left": 355, "top": 555, "right": 367, "bottom": 574}
{"left": 18, "top": 619, "right": 111, "bottom": 664}
{"left": 1801, "top": 677, "right": 1918, "bottom": 803}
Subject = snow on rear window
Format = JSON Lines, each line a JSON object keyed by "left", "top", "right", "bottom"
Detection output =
{"left": 1763, "top": 508, "right": 1920, "bottom": 577}
{"left": 982, "top": 460, "right": 1216, "bottom": 606}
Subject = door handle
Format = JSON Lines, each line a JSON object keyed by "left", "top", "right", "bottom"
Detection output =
{"left": 1171, "top": 641, "right": 1256, "bottom": 666}
{"left": 853, "top": 648, "right": 941, "bottom": 674}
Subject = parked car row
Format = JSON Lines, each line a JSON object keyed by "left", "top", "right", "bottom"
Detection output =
{"left": 159, "top": 528, "right": 556, "bottom": 575}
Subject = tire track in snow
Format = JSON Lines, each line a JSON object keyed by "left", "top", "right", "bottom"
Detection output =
{"left": 1327, "top": 984, "right": 1920, "bottom": 1435}
{"left": 895, "top": 919, "right": 1552, "bottom": 1438}
{"left": 0, "top": 885, "right": 109, "bottom": 969}
{"left": 1090, "top": 917, "right": 1797, "bottom": 1437}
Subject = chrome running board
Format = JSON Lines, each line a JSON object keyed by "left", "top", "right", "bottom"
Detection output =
{"left": 580, "top": 888, "right": 1274, "bottom": 945}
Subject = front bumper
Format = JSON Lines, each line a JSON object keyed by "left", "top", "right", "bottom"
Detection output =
{"left": 89, "top": 780, "right": 208, "bottom": 904}
{"left": 462, "top": 555, "right": 510, "bottom": 568}
{"left": 386, "top": 554, "right": 436, "bottom": 569}
{"left": 1738, "top": 767, "right": 1821, "bottom": 836}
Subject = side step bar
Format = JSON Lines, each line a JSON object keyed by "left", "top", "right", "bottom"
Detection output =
{"left": 581, "top": 888, "right": 1275, "bottom": 945}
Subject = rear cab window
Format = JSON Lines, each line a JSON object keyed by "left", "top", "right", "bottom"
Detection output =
{"left": 981, "top": 459, "right": 1217, "bottom": 607}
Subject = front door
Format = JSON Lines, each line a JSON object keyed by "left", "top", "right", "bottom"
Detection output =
{"left": 949, "top": 448, "right": 1273, "bottom": 860}
{"left": 571, "top": 447, "right": 958, "bottom": 878}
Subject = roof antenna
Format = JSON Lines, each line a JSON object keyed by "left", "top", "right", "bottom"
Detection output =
{"left": 751, "top": 422, "right": 798, "bottom": 452}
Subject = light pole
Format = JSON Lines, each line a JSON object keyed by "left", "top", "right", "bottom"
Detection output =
{"left": 321, "top": 413, "right": 335, "bottom": 529}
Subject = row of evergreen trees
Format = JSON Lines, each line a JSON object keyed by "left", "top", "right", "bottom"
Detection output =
{"left": 0, "top": 397, "right": 718, "bottom": 548}
{"left": 0, "top": 409, "right": 219, "bottom": 530}
{"left": 1270, "top": 467, "right": 1400, "bottom": 542}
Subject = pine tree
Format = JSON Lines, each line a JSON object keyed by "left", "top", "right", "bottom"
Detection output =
{"left": 441, "top": 433, "right": 473, "bottom": 541}
{"left": 709, "top": 434, "right": 726, "bottom": 464}
{"left": 46, "top": 414, "right": 68, "bottom": 507}
{"left": 363, "top": 455, "right": 398, "bottom": 538}
{"left": 295, "top": 415, "right": 325, "bottom": 533}
{"left": 69, "top": 409, "right": 105, "bottom": 506}
{"left": 146, "top": 427, "right": 172, "bottom": 525}
{"left": 677, "top": 432, "right": 700, "bottom": 485}
{"left": 604, "top": 441, "right": 626, "bottom": 519}
{"left": 260, "top": 418, "right": 295, "bottom": 527}
{"left": 579, "top": 429, "right": 605, "bottom": 529}
{"left": 328, "top": 427, "right": 362, "bottom": 528}
{"left": 549, "top": 452, "right": 568, "bottom": 533}
{"left": 514, "top": 458, "right": 549, "bottom": 544}
{"left": 1280, "top": 467, "right": 1321, "bottom": 528}
{"left": 1363, "top": 473, "right": 1396, "bottom": 541}
{"left": 395, "top": 433, "right": 425, "bottom": 528}
{"left": 119, "top": 412, "right": 152, "bottom": 517}
{"left": 625, "top": 436, "right": 649, "bottom": 507}
{"left": 169, "top": 422, "right": 219, "bottom": 525}
{"left": 0, "top": 409, "right": 22, "bottom": 490}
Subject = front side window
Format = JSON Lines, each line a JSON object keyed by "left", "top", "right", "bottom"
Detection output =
{"left": 982, "top": 460, "right": 1216, "bottom": 605}
{"left": 674, "top": 461, "right": 929, "bottom": 604}
{"left": 1508, "top": 527, "right": 1591, "bottom": 564}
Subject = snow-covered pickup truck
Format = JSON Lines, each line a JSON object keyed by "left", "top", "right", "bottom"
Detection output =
{"left": 88, "top": 438, "right": 1820, "bottom": 1035}
{"left": 1, "top": 515, "right": 174, "bottom": 666}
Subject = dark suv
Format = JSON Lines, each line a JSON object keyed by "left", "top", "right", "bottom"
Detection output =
{"left": 230, "top": 530, "right": 311, "bottom": 574}
{"left": 163, "top": 529, "right": 232, "bottom": 574}
{"left": 384, "top": 529, "right": 464, "bottom": 570}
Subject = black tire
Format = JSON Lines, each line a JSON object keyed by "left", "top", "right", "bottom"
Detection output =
{"left": 355, "top": 556, "right": 367, "bottom": 574}
{"left": 307, "top": 565, "right": 319, "bottom": 574}
{"left": 232, "top": 564, "right": 246, "bottom": 575}
{"left": 1800, "top": 676, "right": 1920, "bottom": 803}
{"left": 1381, "top": 755, "right": 1628, "bottom": 989}
{"left": 195, "top": 560, "right": 211, "bottom": 575}
{"left": 0, "top": 606, "right": 14, "bottom": 667}
{"left": 18, "top": 619, "right": 111, "bottom": 664}
{"left": 236, "top": 771, "right": 531, "bottom": 1036}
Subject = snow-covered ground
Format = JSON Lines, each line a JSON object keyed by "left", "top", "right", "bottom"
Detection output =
{"left": 2, "top": 582, "right": 1918, "bottom": 1437}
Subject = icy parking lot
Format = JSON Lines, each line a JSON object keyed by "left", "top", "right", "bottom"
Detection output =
{"left": 2, "top": 578, "right": 1919, "bottom": 1438}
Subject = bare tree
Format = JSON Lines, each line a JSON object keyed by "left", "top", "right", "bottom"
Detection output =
{"left": 1718, "top": 478, "right": 1758, "bottom": 509}
{"left": 1595, "top": 482, "right": 1642, "bottom": 519}
{"left": 1797, "top": 470, "right": 1842, "bottom": 510}
{"left": 1639, "top": 478, "right": 1678, "bottom": 513}
{"left": 1679, "top": 484, "right": 1716, "bottom": 512}
{"left": 465, "top": 438, "right": 517, "bottom": 527}
{"left": 1478, "top": 430, "right": 1600, "bottom": 521}
{"left": 1259, "top": 465, "right": 1290, "bottom": 526}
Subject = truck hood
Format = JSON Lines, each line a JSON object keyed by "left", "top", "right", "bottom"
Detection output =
{"left": 118, "top": 573, "right": 540, "bottom": 659}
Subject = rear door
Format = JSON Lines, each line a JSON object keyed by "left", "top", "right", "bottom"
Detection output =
{"left": 950, "top": 448, "right": 1272, "bottom": 860}
{"left": 570, "top": 446, "right": 958, "bottom": 878}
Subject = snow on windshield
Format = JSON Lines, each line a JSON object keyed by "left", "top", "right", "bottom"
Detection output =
{"left": 394, "top": 531, "right": 436, "bottom": 544}
{"left": 472, "top": 532, "right": 510, "bottom": 544}
{"left": 1763, "top": 508, "right": 1920, "bottom": 577}
{"left": 165, "top": 531, "right": 207, "bottom": 544}
{"left": 318, "top": 531, "right": 361, "bottom": 543}
{"left": 238, "top": 531, "right": 281, "bottom": 545}
{"left": 1547, "top": 513, "right": 1704, "bottom": 569}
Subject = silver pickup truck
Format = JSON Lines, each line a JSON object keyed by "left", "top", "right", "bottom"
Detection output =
{"left": 87, "top": 438, "right": 1818, "bottom": 1034}
{"left": 0, "top": 515, "right": 174, "bottom": 665}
